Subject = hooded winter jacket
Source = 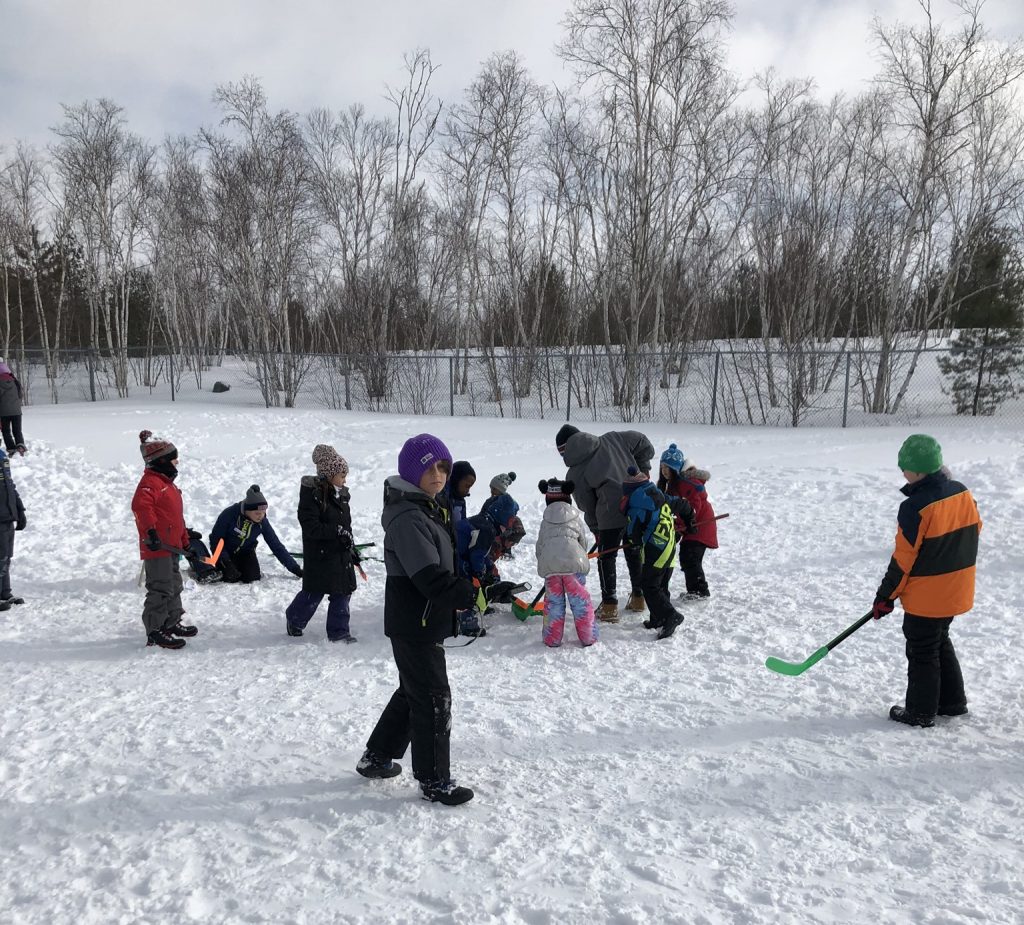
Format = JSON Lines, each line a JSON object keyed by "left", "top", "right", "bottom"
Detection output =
{"left": 296, "top": 476, "right": 356, "bottom": 595}
{"left": 535, "top": 501, "right": 591, "bottom": 578}
{"left": 381, "top": 476, "right": 476, "bottom": 642}
{"left": 659, "top": 467, "right": 718, "bottom": 548}
{"left": 876, "top": 469, "right": 982, "bottom": 617}
{"left": 562, "top": 430, "right": 655, "bottom": 532}
{"left": 131, "top": 468, "right": 189, "bottom": 560}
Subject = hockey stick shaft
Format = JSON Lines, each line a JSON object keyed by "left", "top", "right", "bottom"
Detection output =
{"left": 765, "top": 611, "right": 874, "bottom": 676}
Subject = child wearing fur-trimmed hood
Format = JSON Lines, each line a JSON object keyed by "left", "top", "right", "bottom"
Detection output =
{"left": 657, "top": 444, "right": 718, "bottom": 600}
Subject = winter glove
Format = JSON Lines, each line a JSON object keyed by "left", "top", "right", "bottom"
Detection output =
{"left": 336, "top": 526, "right": 353, "bottom": 550}
{"left": 187, "top": 528, "right": 203, "bottom": 541}
{"left": 291, "top": 566, "right": 303, "bottom": 579}
{"left": 145, "top": 528, "right": 162, "bottom": 551}
{"left": 872, "top": 597, "right": 895, "bottom": 620}
{"left": 484, "top": 580, "right": 520, "bottom": 605}
{"left": 15, "top": 513, "right": 26, "bottom": 531}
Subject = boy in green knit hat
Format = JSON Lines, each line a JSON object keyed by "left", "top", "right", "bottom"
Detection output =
{"left": 872, "top": 434, "right": 982, "bottom": 727}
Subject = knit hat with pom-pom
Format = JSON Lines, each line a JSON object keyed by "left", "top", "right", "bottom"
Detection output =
{"left": 490, "top": 471, "right": 517, "bottom": 495}
{"left": 243, "top": 484, "right": 268, "bottom": 511}
{"left": 538, "top": 477, "right": 575, "bottom": 506}
{"left": 139, "top": 430, "right": 177, "bottom": 465}
{"left": 660, "top": 443, "right": 685, "bottom": 474}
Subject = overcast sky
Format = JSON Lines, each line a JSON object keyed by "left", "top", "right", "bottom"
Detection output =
{"left": 1, "top": 0, "right": 1021, "bottom": 148}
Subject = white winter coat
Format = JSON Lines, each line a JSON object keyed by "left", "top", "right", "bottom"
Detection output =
{"left": 535, "top": 502, "right": 591, "bottom": 578}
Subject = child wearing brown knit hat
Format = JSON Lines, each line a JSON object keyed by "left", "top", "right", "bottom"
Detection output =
{"left": 285, "top": 444, "right": 358, "bottom": 642}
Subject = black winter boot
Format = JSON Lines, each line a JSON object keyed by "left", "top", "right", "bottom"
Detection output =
{"left": 147, "top": 630, "right": 186, "bottom": 650}
{"left": 937, "top": 704, "right": 969, "bottom": 717}
{"left": 167, "top": 622, "right": 198, "bottom": 637}
{"left": 286, "top": 620, "right": 303, "bottom": 637}
{"left": 1, "top": 595, "right": 24, "bottom": 605}
{"left": 356, "top": 749, "right": 402, "bottom": 779}
{"left": 889, "top": 705, "right": 934, "bottom": 727}
{"left": 421, "top": 778, "right": 474, "bottom": 806}
{"left": 656, "top": 612, "right": 684, "bottom": 640}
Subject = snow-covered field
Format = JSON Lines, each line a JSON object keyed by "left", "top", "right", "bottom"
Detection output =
{"left": 1, "top": 401, "right": 1022, "bottom": 924}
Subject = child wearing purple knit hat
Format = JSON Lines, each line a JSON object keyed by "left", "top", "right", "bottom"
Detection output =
{"left": 358, "top": 433, "right": 477, "bottom": 806}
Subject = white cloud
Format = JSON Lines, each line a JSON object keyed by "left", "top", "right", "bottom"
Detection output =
{"left": 0, "top": 0, "right": 1020, "bottom": 148}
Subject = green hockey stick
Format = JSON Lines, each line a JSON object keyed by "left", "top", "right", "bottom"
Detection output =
{"left": 765, "top": 611, "right": 874, "bottom": 676}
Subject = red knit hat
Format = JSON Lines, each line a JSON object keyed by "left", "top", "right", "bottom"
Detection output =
{"left": 139, "top": 430, "right": 177, "bottom": 465}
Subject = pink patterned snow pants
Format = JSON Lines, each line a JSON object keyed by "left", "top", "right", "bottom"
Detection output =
{"left": 543, "top": 574, "right": 597, "bottom": 647}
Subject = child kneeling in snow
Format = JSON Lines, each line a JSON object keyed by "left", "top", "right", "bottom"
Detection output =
{"left": 480, "top": 472, "right": 525, "bottom": 560}
{"left": 536, "top": 478, "right": 596, "bottom": 647}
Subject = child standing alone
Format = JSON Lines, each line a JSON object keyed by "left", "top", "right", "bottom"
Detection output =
{"left": 871, "top": 434, "right": 981, "bottom": 727}
{"left": 657, "top": 444, "right": 718, "bottom": 599}
{"left": 535, "top": 478, "right": 596, "bottom": 647}
{"left": 131, "top": 430, "right": 198, "bottom": 649}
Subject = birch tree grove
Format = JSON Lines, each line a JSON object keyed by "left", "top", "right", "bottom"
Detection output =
{"left": 1, "top": 0, "right": 1023, "bottom": 420}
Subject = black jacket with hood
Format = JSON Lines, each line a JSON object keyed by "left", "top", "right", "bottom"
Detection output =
{"left": 297, "top": 475, "right": 357, "bottom": 596}
{"left": 381, "top": 476, "right": 476, "bottom": 642}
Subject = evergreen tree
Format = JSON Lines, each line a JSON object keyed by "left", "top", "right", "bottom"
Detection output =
{"left": 939, "top": 226, "right": 1024, "bottom": 416}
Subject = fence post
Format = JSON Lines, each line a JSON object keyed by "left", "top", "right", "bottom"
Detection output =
{"left": 344, "top": 357, "right": 352, "bottom": 411}
{"left": 169, "top": 352, "right": 176, "bottom": 402}
{"left": 842, "top": 352, "right": 851, "bottom": 428}
{"left": 449, "top": 356, "right": 455, "bottom": 417}
{"left": 709, "top": 352, "right": 721, "bottom": 425}
{"left": 565, "top": 352, "right": 573, "bottom": 422}
{"left": 88, "top": 349, "right": 96, "bottom": 402}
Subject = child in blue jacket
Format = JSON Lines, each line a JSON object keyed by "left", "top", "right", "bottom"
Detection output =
{"left": 621, "top": 467, "right": 694, "bottom": 639}
{"left": 211, "top": 484, "right": 302, "bottom": 583}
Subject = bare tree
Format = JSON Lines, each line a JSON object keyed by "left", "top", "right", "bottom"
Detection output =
{"left": 202, "top": 79, "right": 314, "bottom": 406}
{"left": 51, "top": 99, "right": 154, "bottom": 397}
{"left": 559, "top": 0, "right": 734, "bottom": 419}
{"left": 864, "top": 0, "right": 1024, "bottom": 412}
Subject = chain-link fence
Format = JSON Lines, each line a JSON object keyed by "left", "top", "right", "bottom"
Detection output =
{"left": 4, "top": 344, "right": 1022, "bottom": 427}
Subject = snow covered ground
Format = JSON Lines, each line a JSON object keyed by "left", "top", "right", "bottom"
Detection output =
{"left": 1, "top": 401, "right": 1022, "bottom": 924}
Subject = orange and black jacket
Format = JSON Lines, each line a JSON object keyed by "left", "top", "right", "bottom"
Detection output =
{"left": 876, "top": 470, "right": 982, "bottom": 617}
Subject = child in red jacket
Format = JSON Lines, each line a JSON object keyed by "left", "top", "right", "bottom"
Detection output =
{"left": 130, "top": 430, "right": 198, "bottom": 649}
{"left": 657, "top": 443, "right": 718, "bottom": 599}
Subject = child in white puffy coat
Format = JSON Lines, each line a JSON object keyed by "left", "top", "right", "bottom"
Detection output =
{"left": 535, "top": 478, "right": 596, "bottom": 647}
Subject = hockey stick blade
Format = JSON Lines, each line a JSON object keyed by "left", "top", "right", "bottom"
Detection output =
{"left": 765, "top": 612, "right": 873, "bottom": 677}
{"left": 765, "top": 647, "right": 828, "bottom": 676}
{"left": 205, "top": 538, "right": 224, "bottom": 566}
